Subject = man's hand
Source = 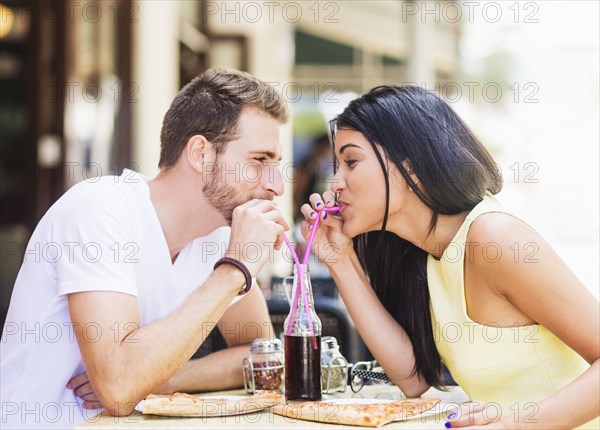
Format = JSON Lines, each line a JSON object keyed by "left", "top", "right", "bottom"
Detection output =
{"left": 227, "top": 199, "right": 289, "bottom": 276}
{"left": 67, "top": 372, "right": 102, "bottom": 410}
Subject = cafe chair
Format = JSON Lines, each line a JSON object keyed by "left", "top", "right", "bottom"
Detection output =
{"left": 191, "top": 325, "right": 228, "bottom": 359}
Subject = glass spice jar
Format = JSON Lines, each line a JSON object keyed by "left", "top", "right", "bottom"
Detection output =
{"left": 242, "top": 339, "right": 284, "bottom": 393}
{"left": 321, "top": 336, "right": 348, "bottom": 393}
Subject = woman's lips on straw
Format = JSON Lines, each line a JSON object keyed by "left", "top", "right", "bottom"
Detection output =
{"left": 321, "top": 205, "right": 345, "bottom": 215}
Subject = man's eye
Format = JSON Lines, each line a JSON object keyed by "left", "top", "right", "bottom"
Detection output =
{"left": 254, "top": 157, "right": 267, "bottom": 163}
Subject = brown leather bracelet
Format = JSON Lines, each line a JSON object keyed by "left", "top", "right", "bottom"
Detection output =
{"left": 213, "top": 257, "right": 253, "bottom": 295}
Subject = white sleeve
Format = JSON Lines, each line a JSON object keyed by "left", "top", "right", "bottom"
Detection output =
{"left": 53, "top": 182, "right": 138, "bottom": 297}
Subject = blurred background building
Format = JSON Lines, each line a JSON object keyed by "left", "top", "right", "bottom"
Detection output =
{"left": 1, "top": 1, "right": 598, "bottom": 360}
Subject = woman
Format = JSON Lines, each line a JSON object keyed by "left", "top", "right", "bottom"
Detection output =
{"left": 301, "top": 86, "right": 599, "bottom": 429}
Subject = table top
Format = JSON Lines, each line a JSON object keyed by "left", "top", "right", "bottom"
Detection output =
{"left": 77, "top": 385, "right": 468, "bottom": 429}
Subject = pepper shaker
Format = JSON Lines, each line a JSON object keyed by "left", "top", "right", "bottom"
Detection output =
{"left": 242, "top": 339, "right": 284, "bottom": 393}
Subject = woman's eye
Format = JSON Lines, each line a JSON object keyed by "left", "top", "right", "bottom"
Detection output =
{"left": 254, "top": 157, "right": 267, "bottom": 163}
{"left": 345, "top": 159, "right": 357, "bottom": 167}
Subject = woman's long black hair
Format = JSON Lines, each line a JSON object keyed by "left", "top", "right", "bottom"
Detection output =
{"left": 331, "top": 86, "right": 503, "bottom": 387}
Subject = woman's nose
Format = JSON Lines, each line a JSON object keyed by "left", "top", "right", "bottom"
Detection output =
{"left": 330, "top": 171, "right": 346, "bottom": 193}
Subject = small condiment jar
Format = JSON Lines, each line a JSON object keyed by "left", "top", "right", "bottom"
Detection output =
{"left": 321, "top": 336, "right": 348, "bottom": 393}
{"left": 243, "top": 339, "right": 284, "bottom": 393}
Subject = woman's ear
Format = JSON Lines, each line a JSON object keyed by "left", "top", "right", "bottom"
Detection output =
{"left": 184, "top": 135, "right": 214, "bottom": 174}
{"left": 401, "top": 159, "right": 420, "bottom": 188}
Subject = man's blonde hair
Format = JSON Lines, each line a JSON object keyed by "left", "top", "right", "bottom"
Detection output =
{"left": 159, "top": 68, "right": 289, "bottom": 168}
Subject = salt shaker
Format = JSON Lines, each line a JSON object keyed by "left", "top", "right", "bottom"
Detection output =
{"left": 321, "top": 336, "right": 348, "bottom": 393}
{"left": 242, "top": 339, "right": 284, "bottom": 393}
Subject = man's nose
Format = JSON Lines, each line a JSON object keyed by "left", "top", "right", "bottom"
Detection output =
{"left": 265, "top": 164, "right": 284, "bottom": 197}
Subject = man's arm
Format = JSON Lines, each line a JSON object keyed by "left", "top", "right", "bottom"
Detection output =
{"left": 68, "top": 265, "right": 245, "bottom": 416}
{"left": 68, "top": 285, "right": 274, "bottom": 402}
{"left": 68, "top": 199, "right": 287, "bottom": 416}
{"left": 155, "top": 285, "right": 274, "bottom": 393}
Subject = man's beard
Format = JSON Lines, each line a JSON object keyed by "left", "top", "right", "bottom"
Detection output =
{"left": 203, "top": 163, "right": 273, "bottom": 225}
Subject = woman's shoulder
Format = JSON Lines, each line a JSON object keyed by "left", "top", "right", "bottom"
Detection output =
{"left": 463, "top": 211, "right": 554, "bottom": 309}
{"left": 468, "top": 210, "right": 541, "bottom": 246}
{"left": 465, "top": 210, "right": 548, "bottom": 276}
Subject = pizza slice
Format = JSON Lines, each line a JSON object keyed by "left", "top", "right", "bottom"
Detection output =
{"left": 272, "top": 397, "right": 441, "bottom": 428}
{"left": 143, "top": 390, "right": 283, "bottom": 417}
{"left": 390, "top": 398, "right": 441, "bottom": 420}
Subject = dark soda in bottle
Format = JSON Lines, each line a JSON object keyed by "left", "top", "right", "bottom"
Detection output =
{"left": 284, "top": 335, "right": 321, "bottom": 400}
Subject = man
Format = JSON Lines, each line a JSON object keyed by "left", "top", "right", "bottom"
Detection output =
{"left": 1, "top": 69, "right": 290, "bottom": 428}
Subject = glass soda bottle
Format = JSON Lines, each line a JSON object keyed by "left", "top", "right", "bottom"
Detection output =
{"left": 283, "top": 264, "right": 322, "bottom": 401}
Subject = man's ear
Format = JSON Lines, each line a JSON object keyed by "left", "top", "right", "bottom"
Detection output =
{"left": 184, "top": 135, "right": 214, "bottom": 173}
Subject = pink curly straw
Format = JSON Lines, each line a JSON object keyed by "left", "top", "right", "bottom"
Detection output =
{"left": 283, "top": 206, "right": 341, "bottom": 344}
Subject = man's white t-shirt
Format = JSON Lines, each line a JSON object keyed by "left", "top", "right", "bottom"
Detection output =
{"left": 1, "top": 170, "right": 243, "bottom": 429}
